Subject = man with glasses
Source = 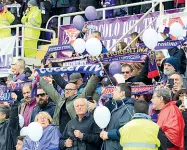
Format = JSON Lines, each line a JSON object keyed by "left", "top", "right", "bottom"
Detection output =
{"left": 39, "top": 75, "right": 100, "bottom": 133}
{"left": 18, "top": 84, "right": 36, "bottom": 126}
{"left": 30, "top": 86, "right": 56, "bottom": 122}
{"left": 121, "top": 64, "right": 134, "bottom": 82}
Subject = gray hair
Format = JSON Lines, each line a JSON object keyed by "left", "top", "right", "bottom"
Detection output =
{"left": 73, "top": 98, "right": 89, "bottom": 108}
{"left": 0, "top": 105, "right": 10, "bottom": 119}
{"left": 16, "top": 58, "right": 25, "bottom": 69}
{"left": 154, "top": 88, "right": 171, "bottom": 104}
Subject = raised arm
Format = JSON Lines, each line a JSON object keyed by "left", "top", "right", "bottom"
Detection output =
{"left": 39, "top": 78, "right": 62, "bottom": 104}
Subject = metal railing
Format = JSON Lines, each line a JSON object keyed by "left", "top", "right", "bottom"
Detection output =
{"left": 0, "top": 24, "right": 56, "bottom": 58}
{"left": 46, "top": 0, "right": 174, "bottom": 37}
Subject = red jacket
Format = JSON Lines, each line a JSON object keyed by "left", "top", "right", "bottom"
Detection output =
{"left": 157, "top": 101, "right": 184, "bottom": 150}
{"left": 174, "top": 0, "right": 185, "bottom": 4}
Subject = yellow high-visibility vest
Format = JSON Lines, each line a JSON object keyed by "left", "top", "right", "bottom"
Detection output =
{"left": 120, "top": 119, "right": 160, "bottom": 150}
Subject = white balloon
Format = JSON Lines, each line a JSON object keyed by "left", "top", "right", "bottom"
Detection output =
{"left": 113, "top": 74, "right": 125, "bottom": 84}
{"left": 94, "top": 106, "right": 111, "bottom": 129}
{"left": 143, "top": 28, "right": 159, "bottom": 49}
{"left": 73, "top": 38, "right": 86, "bottom": 54}
{"left": 86, "top": 38, "right": 102, "bottom": 56}
{"left": 20, "top": 127, "right": 29, "bottom": 136}
{"left": 19, "top": 114, "right": 24, "bottom": 128}
{"left": 28, "top": 122, "right": 43, "bottom": 142}
{"left": 169, "top": 22, "right": 184, "bottom": 38}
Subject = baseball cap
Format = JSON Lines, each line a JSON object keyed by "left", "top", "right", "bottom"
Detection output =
{"left": 101, "top": 77, "right": 116, "bottom": 86}
{"left": 69, "top": 73, "right": 82, "bottom": 83}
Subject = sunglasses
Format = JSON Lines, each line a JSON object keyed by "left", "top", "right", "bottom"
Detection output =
{"left": 36, "top": 93, "right": 46, "bottom": 98}
{"left": 122, "top": 71, "right": 130, "bottom": 74}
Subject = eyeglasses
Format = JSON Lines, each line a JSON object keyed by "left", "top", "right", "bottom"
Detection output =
{"left": 122, "top": 71, "right": 130, "bottom": 74}
{"left": 179, "top": 93, "right": 187, "bottom": 97}
{"left": 65, "top": 89, "right": 76, "bottom": 91}
{"left": 36, "top": 93, "right": 46, "bottom": 98}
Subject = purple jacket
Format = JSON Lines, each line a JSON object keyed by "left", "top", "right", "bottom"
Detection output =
{"left": 23, "top": 124, "right": 61, "bottom": 150}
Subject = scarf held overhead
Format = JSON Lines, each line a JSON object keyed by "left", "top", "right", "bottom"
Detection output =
{"left": 36, "top": 64, "right": 104, "bottom": 77}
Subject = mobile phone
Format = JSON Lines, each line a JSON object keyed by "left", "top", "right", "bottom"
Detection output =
{"left": 184, "top": 96, "right": 187, "bottom": 108}
{"left": 87, "top": 96, "right": 94, "bottom": 103}
{"left": 168, "top": 78, "right": 174, "bottom": 89}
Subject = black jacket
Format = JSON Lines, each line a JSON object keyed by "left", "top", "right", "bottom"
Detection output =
{"left": 126, "top": 57, "right": 152, "bottom": 85}
{"left": 30, "top": 101, "right": 56, "bottom": 122}
{"left": 59, "top": 113, "right": 102, "bottom": 150}
{"left": 165, "top": 37, "right": 186, "bottom": 74}
{"left": 0, "top": 102, "right": 19, "bottom": 150}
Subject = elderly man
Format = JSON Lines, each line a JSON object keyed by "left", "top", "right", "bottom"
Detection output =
{"left": 100, "top": 83, "right": 135, "bottom": 150}
{"left": 59, "top": 98, "right": 101, "bottom": 150}
{"left": 19, "top": 84, "right": 36, "bottom": 126}
{"left": 169, "top": 73, "right": 185, "bottom": 97}
{"left": 39, "top": 75, "right": 100, "bottom": 133}
{"left": 0, "top": 101, "right": 19, "bottom": 150}
{"left": 12, "top": 59, "right": 26, "bottom": 82}
{"left": 30, "top": 86, "right": 56, "bottom": 122}
{"left": 151, "top": 88, "right": 184, "bottom": 150}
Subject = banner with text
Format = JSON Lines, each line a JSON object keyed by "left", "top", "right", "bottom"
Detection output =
{"left": 58, "top": 9, "right": 183, "bottom": 56}
{"left": 0, "top": 36, "right": 16, "bottom": 77}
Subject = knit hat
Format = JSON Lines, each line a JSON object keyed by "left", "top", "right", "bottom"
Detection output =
{"left": 164, "top": 56, "right": 179, "bottom": 72}
{"left": 0, "top": 4, "right": 4, "bottom": 11}
{"left": 28, "top": 0, "right": 37, "bottom": 6}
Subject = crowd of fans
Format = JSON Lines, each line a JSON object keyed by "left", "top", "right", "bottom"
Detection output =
{"left": 0, "top": 0, "right": 187, "bottom": 149}
{"left": 0, "top": 28, "right": 187, "bottom": 149}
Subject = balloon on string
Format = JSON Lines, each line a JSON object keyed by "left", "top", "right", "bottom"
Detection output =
{"left": 109, "top": 62, "right": 121, "bottom": 75}
{"left": 85, "top": 38, "right": 102, "bottom": 56}
{"left": 20, "top": 127, "right": 29, "bottom": 136}
{"left": 85, "top": 6, "right": 97, "bottom": 21}
{"left": 94, "top": 106, "right": 111, "bottom": 129}
{"left": 28, "top": 122, "right": 43, "bottom": 142}
{"left": 143, "top": 28, "right": 159, "bottom": 49}
{"left": 169, "top": 22, "right": 184, "bottom": 38}
{"left": 73, "top": 38, "right": 86, "bottom": 54}
{"left": 19, "top": 114, "right": 24, "bottom": 128}
{"left": 73, "top": 15, "right": 85, "bottom": 31}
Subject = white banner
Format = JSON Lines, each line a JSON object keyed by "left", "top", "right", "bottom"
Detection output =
{"left": 0, "top": 36, "right": 16, "bottom": 77}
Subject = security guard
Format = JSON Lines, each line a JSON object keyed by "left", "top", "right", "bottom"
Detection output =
{"left": 120, "top": 100, "right": 167, "bottom": 150}
{"left": 21, "top": 0, "right": 42, "bottom": 57}
{"left": 0, "top": 4, "right": 15, "bottom": 38}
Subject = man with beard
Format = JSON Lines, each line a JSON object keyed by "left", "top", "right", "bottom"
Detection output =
{"left": 30, "top": 87, "right": 56, "bottom": 122}
{"left": 161, "top": 56, "right": 180, "bottom": 84}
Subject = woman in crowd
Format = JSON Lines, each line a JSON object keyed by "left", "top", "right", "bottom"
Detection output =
{"left": 130, "top": 32, "right": 142, "bottom": 48}
{"left": 23, "top": 112, "right": 61, "bottom": 150}
{"left": 174, "top": 89, "right": 187, "bottom": 149}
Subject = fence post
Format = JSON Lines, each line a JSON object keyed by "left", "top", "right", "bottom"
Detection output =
{"left": 21, "top": 26, "right": 25, "bottom": 57}
{"left": 15, "top": 26, "right": 19, "bottom": 57}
